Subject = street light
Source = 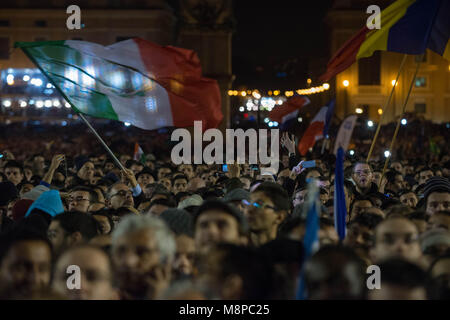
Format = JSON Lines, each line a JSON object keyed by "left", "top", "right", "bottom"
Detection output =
{"left": 343, "top": 80, "right": 349, "bottom": 87}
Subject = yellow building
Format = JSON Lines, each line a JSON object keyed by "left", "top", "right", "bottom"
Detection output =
{"left": 326, "top": 0, "right": 450, "bottom": 123}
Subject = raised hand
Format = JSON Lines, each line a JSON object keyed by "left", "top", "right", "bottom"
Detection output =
{"left": 281, "top": 132, "right": 296, "bottom": 155}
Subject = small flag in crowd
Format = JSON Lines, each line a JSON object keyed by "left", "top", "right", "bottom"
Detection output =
{"left": 133, "top": 143, "right": 145, "bottom": 164}
{"left": 15, "top": 38, "right": 223, "bottom": 131}
{"left": 296, "top": 178, "right": 320, "bottom": 300}
{"left": 268, "top": 96, "right": 310, "bottom": 124}
{"left": 334, "top": 147, "right": 347, "bottom": 241}
{"left": 297, "top": 106, "right": 328, "bottom": 156}
{"left": 333, "top": 115, "right": 358, "bottom": 155}
{"left": 320, "top": 0, "right": 449, "bottom": 81}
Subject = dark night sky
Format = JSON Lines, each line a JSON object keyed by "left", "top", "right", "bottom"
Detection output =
{"left": 231, "top": 0, "right": 333, "bottom": 89}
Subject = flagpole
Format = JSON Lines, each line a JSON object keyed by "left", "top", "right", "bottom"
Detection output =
{"left": 78, "top": 113, "right": 126, "bottom": 171}
{"left": 366, "top": 54, "right": 407, "bottom": 163}
{"left": 379, "top": 55, "right": 422, "bottom": 187}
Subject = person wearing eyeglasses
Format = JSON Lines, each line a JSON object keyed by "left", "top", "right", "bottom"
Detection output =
{"left": 351, "top": 162, "right": 379, "bottom": 197}
{"left": 105, "top": 168, "right": 144, "bottom": 210}
{"left": 67, "top": 186, "right": 98, "bottom": 213}
{"left": 244, "top": 182, "right": 290, "bottom": 247}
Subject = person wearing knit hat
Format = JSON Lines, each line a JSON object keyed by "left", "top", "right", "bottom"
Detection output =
{"left": 223, "top": 188, "right": 250, "bottom": 212}
{"left": 160, "top": 208, "right": 194, "bottom": 237}
{"left": 178, "top": 194, "right": 203, "bottom": 211}
{"left": 160, "top": 208, "right": 196, "bottom": 280}
{"left": 420, "top": 228, "right": 450, "bottom": 265}
{"left": 193, "top": 199, "right": 248, "bottom": 252}
{"left": 423, "top": 177, "right": 450, "bottom": 216}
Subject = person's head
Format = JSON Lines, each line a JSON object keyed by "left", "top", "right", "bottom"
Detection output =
{"left": 292, "top": 187, "right": 307, "bottom": 207}
{"left": 68, "top": 186, "right": 98, "bottom": 213}
{"left": 187, "top": 177, "right": 206, "bottom": 192}
{"left": 31, "top": 155, "right": 45, "bottom": 172}
{"left": 4, "top": 160, "right": 24, "bottom": 186}
{"left": 103, "top": 161, "right": 115, "bottom": 173}
{"left": 240, "top": 175, "right": 252, "bottom": 190}
{"left": 423, "top": 177, "right": 450, "bottom": 216}
{"left": 223, "top": 188, "right": 250, "bottom": 212}
{"left": 349, "top": 196, "right": 374, "bottom": 220}
{"left": 385, "top": 170, "right": 405, "bottom": 193}
{"left": 129, "top": 161, "right": 144, "bottom": 176}
{"left": 345, "top": 213, "right": 384, "bottom": 254}
{"left": 106, "top": 182, "right": 134, "bottom": 209}
{"left": 172, "top": 174, "right": 188, "bottom": 195}
{"left": 0, "top": 229, "right": 52, "bottom": 297}
{"left": 194, "top": 200, "right": 248, "bottom": 252}
{"left": 304, "top": 245, "right": 367, "bottom": 300}
{"left": 179, "top": 164, "right": 194, "bottom": 179}
{"left": 19, "top": 183, "right": 34, "bottom": 197}
{"left": 399, "top": 190, "right": 418, "bottom": 208}
{"left": 48, "top": 211, "right": 99, "bottom": 255}
{"left": 352, "top": 162, "right": 373, "bottom": 190}
{"left": 371, "top": 217, "right": 422, "bottom": 264}
{"left": 147, "top": 198, "right": 176, "bottom": 216}
{"left": 173, "top": 234, "right": 196, "bottom": 280}
{"left": 427, "top": 211, "right": 450, "bottom": 231}
{"left": 198, "top": 243, "right": 275, "bottom": 299}
{"left": 245, "top": 182, "right": 290, "bottom": 240}
{"left": 419, "top": 168, "right": 434, "bottom": 185}
{"left": 408, "top": 210, "right": 428, "bottom": 234}
{"left": 76, "top": 158, "right": 95, "bottom": 182}
{"left": 52, "top": 245, "right": 117, "bottom": 300}
{"left": 157, "top": 166, "right": 172, "bottom": 180}
{"left": 319, "top": 218, "right": 339, "bottom": 245}
{"left": 427, "top": 254, "right": 450, "bottom": 299}
{"left": 368, "top": 258, "right": 428, "bottom": 300}
{"left": 390, "top": 161, "right": 404, "bottom": 175}
{"left": 111, "top": 215, "right": 176, "bottom": 299}
{"left": 136, "top": 168, "right": 155, "bottom": 189}
{"left": 91, "top": 211, "right": 114, "bottom": 235}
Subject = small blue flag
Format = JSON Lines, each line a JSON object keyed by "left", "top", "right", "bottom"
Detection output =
{"left": 296, "top": 179, "right": 320, "bottom": 299}
{"left": 334, "top": 147, "right": 347, "bottom": 240}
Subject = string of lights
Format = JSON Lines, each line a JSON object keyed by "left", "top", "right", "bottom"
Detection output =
{"left": 228, "top": 82, "right": 330, "bottom": 97}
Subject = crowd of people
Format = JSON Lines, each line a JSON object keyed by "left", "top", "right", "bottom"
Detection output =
{"left": 0, "top": 118, "right": 449, "bottom": 300}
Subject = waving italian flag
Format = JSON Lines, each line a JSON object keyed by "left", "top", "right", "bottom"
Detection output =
{"left": 15, "top": 38, "right": 223, "bottom": 130}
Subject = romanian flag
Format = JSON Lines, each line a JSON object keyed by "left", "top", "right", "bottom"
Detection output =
{"left": 320, "top": 0, "right": 449, "bottom": 81}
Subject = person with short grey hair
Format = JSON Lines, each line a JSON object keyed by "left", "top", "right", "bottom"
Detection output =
{"left": 111, "top": 214, "right": 176, "bottom": 299}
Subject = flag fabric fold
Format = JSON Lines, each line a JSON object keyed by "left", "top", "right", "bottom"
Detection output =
{"left": 334, "top": 147, "right": 347, "bottom": 241}
{"left": 15, "top": 38, "right": 223, "bottom": 131}
{"left": 320, "top": 0, "right": 447, "bottom": 81}
{"left": 268, "top": 96, "right": 310, "bottom": 124}
{"left": 297, "top": 106, "right": 328, "bottom": 156}
{"left": 333, "top": 115, "right": 358, "bottom": 155}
